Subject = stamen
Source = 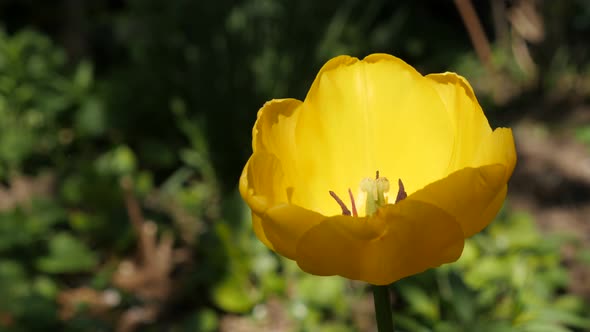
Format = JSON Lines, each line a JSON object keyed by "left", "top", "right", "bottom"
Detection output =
{"left": 395, "top": 178, "right": 407, "bottom": 203}
{"left": 348, "top": 188, "right": 358, "bottom": 217}
{"left": 329, "top": 191, "right": 351, "bottom": 216}
{"left": 376, "top": 170, "right": 379, "bottom": 179}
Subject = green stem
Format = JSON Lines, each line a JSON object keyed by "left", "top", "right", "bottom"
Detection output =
{"left": 372, "top": 284, "right": 394, "bottom": 332}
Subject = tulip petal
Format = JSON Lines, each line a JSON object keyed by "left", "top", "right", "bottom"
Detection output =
{"left": 251, "top": 212, "right": 274, "bottom": 250}
{"left": 240, "top": 150, "right": 324, "bottom": 257}
{"left": 408, "top": 164, "right": 507, "bottom": 238}
{"left": 425, "top": 73, "right": 517, "bottom": 175}
{"left": 251, "top": 98, "right": 302, "bottom": 180}
{"left": 252, "top": 98, "right": 301, "bottom": 154}
{"left": 306, "top": 55, "right": 360, "bottom": 102}
{"left": 293, "top": 55, "right": 455, "bottom": 214}
{"left": 263, "top": 204, "right": 326, "bottom": 260}
{"left": 239, "top": 152, "right": 291, "bottom": 250}
{"left": 295, "top": 200, "right": 464, "bottom": 285}
{"left": 480, "top": 184, "right": 508, "bottom": 229}
{"left": 425, "top": 73, "right": 493, "bottom": 171}
{"left": 474, "top": 128, "right": 517, "bottom": 181}
{"left": 239, "top": 152, "right": 289, "bottom": 214}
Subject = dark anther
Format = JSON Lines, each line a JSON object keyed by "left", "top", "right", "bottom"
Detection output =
{"left": 395, "top": 179, "right": 407, "bottom": 203}
{"left": 376, "top": 170, "right": 379, "bottom": 179}
{"left": 348, "top": 188, "right": 358, "bottom": 217}
{"left": 329, "top": 191, "right": 351, "bottom": 216}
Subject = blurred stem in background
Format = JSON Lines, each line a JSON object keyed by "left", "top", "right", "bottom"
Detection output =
{"left": 453, "top": 0, "right": 494, "bottom": 74}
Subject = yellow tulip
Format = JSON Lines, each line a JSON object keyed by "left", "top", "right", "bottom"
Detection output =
{"left": 239, "top": 53, "right": 516, "bottom": 285}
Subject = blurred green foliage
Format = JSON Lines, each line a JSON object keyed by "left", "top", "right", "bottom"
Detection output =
{"left": 0, "top": 29, "right": 91, "bottom": 173}
{"left": 394, "top": 211, "right": 590, "bottom": 332}
{"left": 0, "top": 1, "right": 589, "bottom": 331}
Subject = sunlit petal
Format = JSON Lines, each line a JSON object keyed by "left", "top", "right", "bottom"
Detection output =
{"left": 293, "top": 54, "right": 454, "bottom": 214}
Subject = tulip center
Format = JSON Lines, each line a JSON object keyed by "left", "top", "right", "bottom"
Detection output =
{"left": 329, "top": 171, "right": 407, "bottom": 217}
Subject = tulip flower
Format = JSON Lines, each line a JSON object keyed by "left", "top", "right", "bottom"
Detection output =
{"left": 240, "top": 53, "right": 516, "bottom": 330}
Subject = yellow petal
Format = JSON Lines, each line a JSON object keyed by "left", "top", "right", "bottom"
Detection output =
{"left": 425, "top": 72, "right": 493, "bottom": 172}
{"left": 240, "top": 151, "right": 319, "bottom": 258}
{"left": 408, "top": 164, "right": 507, "bottom": 238}
{"left": 474, "top": 128, "right": 517, "bottom": 181}
{"left": 262, "top": 204, "right": 326, "bottom": 260}
{"left": 252, "top": 98, "right": 301, "bottom": 155}
{"left": 239, "top": 152, "right": 283, "bottom": 251}
{"left": 306, "top": 55, "right": 360, "bottom": 102}
{"left": 239, "top": 152, "right": 288, "bottom": 214}
{"left": 480, "top": 184, "right": 508, "bottom": 230}
{"left": 292, "top": 54, "right": 455, "bottom": 214}
{"left": 295, "top": 200, "right": 464, "bottom": 285}
{"left": 417, "top": 73, "right": 515, "bottom": 237}
{"left": 251, "top": 212, "right": 274, "bottom": 250}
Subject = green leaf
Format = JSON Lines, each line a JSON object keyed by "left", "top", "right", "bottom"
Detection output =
{"left": 0, "top": 126, "right": 35, "bottom": 165}
{"left": 211, "top": 274, "right": 257, "bottom": 313}
{"left": 95, "top": 145, "right": 137, "bottom": 176}
{"left": 75, "top": 97, "right": 105, "bottom": 137}
{"left": 297, "top": 275, "right": 348, "bottom": 314}
{"left": 36, "top": 232, "right": 97, "bottom": 273}
{"left": 73, "top": 61, "right": 93, "bottom": 90}
{"left": 536, "top": 308, "right": 590, "bottom": 328}
{"left": 187, "top": 309, "right": 219, "bottom": 332}
{"left": 394, "top": 313, "right": 431, "bottom": 332}
{"left": 0, "top": 260, "right": 31, "bottom": 312}
{"left": 398, "top": 284, "right": 440, "bottom": 321}
{"left": 519, "top": 322, "right": 572, "bottom": 332}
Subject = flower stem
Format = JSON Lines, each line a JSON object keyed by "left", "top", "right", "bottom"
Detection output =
{"left": 372, "top": 284, "right": 394, "bottom": 332}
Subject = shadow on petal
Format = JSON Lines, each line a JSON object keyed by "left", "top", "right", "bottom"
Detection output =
{"left": 251, "top": 212, "right": 274, "bottom": 251}
{"left": 295, "top": 200, "right": 464, "bottom": 285}
{"left": 262, "top": 204, "right": 327, "bottom": 260}
{"left": 409, "top": 164, "right": 507, "bottom": 238}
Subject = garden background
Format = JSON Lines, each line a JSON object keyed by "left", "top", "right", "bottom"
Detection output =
{"left": 0, "top": 0, "right": 590, "bottom": 331}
